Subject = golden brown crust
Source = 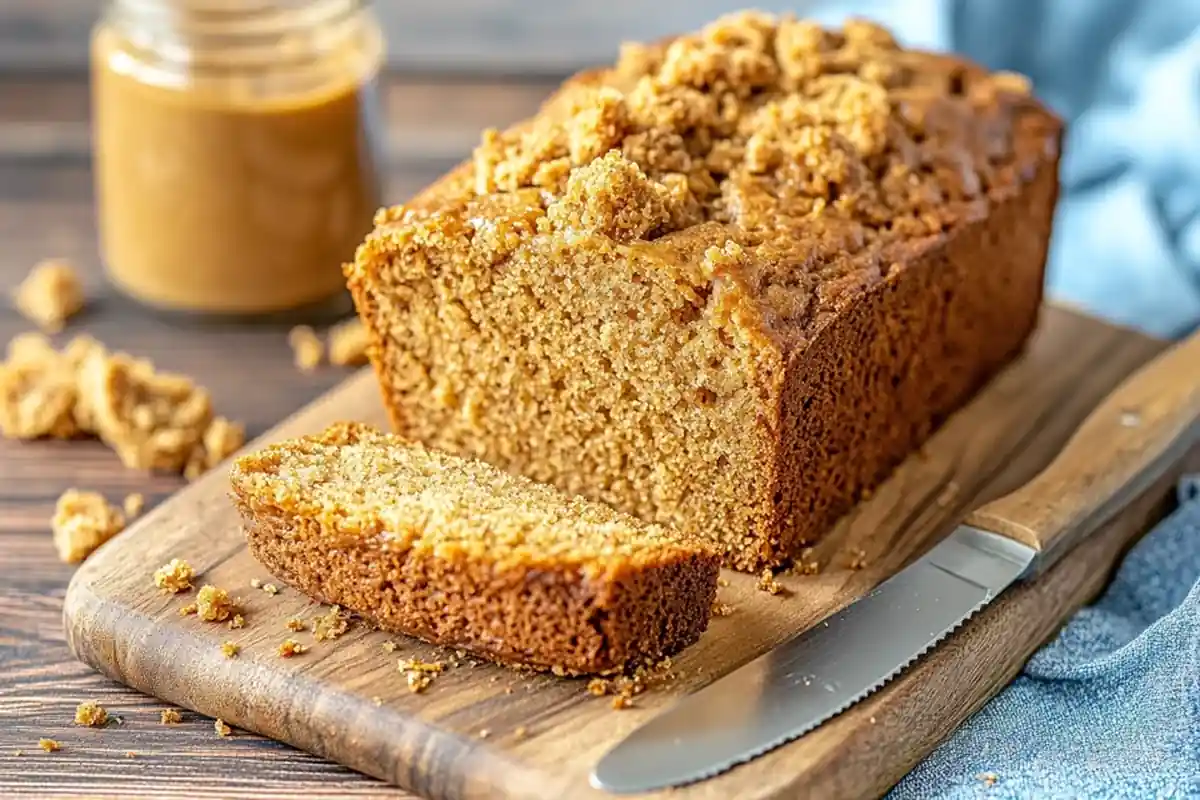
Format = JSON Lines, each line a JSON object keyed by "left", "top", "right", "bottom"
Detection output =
{"left": 230, "top": 423, "right": 719, "bottom": 674}
{"left": 345, "top": 14, "right": 1062, "bottom": 571}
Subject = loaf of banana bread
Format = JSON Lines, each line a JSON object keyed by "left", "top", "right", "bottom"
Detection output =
{"left": 229, "top": 422, "right": 720, "bottom": 674}
{"left": 346, "top": 12, "right": 1063, "bottom": 571}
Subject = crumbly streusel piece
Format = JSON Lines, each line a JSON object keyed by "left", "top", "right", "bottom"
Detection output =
{"left": 288, "top": 325, "right": 323, "bottom": 371}
{"left": 195, "top": 585, "right": 236, "bottom": 622}
{"left": 153, "top": 558, "right": 194, "bottom": 593}
{"left": 74, "top": 701, "right": 109, "bottom": 727}
{"left": 12, "top": 259, "right": 85, "bottom": 333}
{"left": 327, "top": 318, "right": 370, "bottom": 367}
{"left": 51, "top": 489, "right": 126, "bottom": 563}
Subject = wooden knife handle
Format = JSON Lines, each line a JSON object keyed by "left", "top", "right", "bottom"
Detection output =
{"left": 965, "top": 326, "right": 1200, "bottom": 577}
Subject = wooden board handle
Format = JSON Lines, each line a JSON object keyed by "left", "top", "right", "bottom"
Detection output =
{"left": 966, "top": 327, "right": 1200, "bottom": 577}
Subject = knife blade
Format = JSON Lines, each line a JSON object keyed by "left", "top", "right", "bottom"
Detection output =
{"left": 592, "top": 327, "right": 1200, "bottom": 795}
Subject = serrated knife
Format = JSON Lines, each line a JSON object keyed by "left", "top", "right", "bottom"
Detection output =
{"left": 592, "top": 327, "right": 1200, "bottom": 795}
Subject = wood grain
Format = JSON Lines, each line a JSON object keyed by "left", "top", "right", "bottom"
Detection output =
{"left": 59, "top": 307, "right": 1189, "bottom": 800}
{"left": 968, "top": 328, "right": 1200, "bottom": 573}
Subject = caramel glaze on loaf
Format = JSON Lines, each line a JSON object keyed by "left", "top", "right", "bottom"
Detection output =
{"left": 229, "top": 422, "right": 720, "bottom": 674}
{"left": 346, "top": 12, "right": 1064, "bottom": 571}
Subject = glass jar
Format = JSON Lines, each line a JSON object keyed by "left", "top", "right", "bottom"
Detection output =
{"left": 91, "top": 0, "right": 386, "bottom": 318}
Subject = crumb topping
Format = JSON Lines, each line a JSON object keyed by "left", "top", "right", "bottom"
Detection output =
{"left": 312, "top": 606, "right": 350, "bottom": 641}
{"left": 369, "top": 12, "right": 1053, "bottom": 339}
{"left": 278, "top": 638, "right": 306, "bottom": 657}
{"left": 221, "top": 641, "right": 240, "bottom": 658}
{"left": 0, "top": 332, "right": 244, "bottom": 477}
{"left": 74, "top": 701, "right": 109, "bottom": 727}
{"left": 153, "top": 558, "right": 195, "bottom": 593}
{"left": 51, "top": 489, "right": 125, "bottom": 563}
{"left": 289, "top": 325, "right": 323, "bottom": 371}
{"left": 229, "top": 613, "right": 246, "bottom": 629}
{"left": 160, "top": 709, "right": 182, "bottom": 724}
{"left": 756, "top": 568, "right": 784, "bottom": 595}
{"left": 123, "top": 492, "right": 145, "bottom": 518}
{"left": 12, "top": 259, "right": 84, "bottom": 333}
{"left": 195, "top": 585, "right": 236, "bottom": 622}
{"left": 214, "top": 719, "right": 232, "bottom": 737}
{"left": 38, "top": 738, "right": 60, "bottom": 752}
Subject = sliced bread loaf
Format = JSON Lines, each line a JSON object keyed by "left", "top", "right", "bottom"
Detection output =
{"left": 229, "top": 422, "right": 720, "bottom": 674}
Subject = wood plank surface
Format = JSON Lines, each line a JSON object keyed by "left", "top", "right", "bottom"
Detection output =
{"left": 59, "top": 306, "right": 1189, "bottom": 800}
{"left": 0, "top": 68, "right": 553, "bottom": 799}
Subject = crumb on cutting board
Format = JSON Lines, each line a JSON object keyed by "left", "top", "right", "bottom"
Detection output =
{"left": 38, "top": 738, "right": 60, "bottom": 752}
{"left": 153, "top": 558, "right": 194, "bottom": 593}
{"left": 214, "top": 719, "right": 232, "bottom": 737}
{"left": 195, "top": 585, "right": 236, "bottom": 622}
{"left": 278, "top": 639, "right": 306, "bottom": 658}
{"left": 160, "top": 709, "right": 182, "bottom": 725}
{"left": 74, "top": 701, "right": 108, "bottom": 727}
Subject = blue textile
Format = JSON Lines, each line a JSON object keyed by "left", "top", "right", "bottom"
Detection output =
{"left": 800, "top": 1, "right": 1200, "bottom": 796}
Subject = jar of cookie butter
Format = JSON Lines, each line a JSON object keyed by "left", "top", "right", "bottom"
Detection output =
{"left": 91, "top": 0, "right": 386, "bottom": 318}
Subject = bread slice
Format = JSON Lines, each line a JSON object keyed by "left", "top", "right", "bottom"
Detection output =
{"left": 229, "top": 422, "right": 720, "bottom": 674}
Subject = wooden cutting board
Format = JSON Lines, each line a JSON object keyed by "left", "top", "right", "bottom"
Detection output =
{"left": 63, "top": 305, "right": 1193, "bottom": 800}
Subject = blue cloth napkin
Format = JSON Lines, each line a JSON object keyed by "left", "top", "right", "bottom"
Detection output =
{"left": 799, "top": 1, "right": 1200, "bottom": 795}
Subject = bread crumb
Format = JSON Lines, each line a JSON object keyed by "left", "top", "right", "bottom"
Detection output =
{"left": 74, "top": 701, "right": 109, "bottom": 727}
{"left": 478, "top": 728, "right": 491, "bottom": 739}
{"left": 160, "top": 709, "right": 182, "bottom": 725}
{"left": 407, "top": 672, "right": 434, "bottom": 693}
{"left": 214, "top": 719, "right": 232, "bottom": 737}
{"left": 372, "top": 696, "right": 383, "bottom": 706}
{"left": 153, "top": 558, "right": 194, "bottom": 593}
{"left": 794, "top": 548, "right": 821, "bottom": 576}
{"left": 611, "top": 695, "right": 633, "bottom": 710}
{"left": 38, "top": 738, "right": 60, "bottom": 752}
{"left": 289, "top": 325, "right": 323, "bottom": 371}
{"left": 221, "top": 641, "right": 240, "bottom": 658}
{"left": 278, "top": 638, "right": 306, "bottom": 658}
{"left": 179, "top": 603, "right": 198, "bottom": 616}
{"left": 848, "top": 547, "right": 868, "bottom": 570}
{"left": 51, "top": 489, "right": 125, "bottom": 563}
{"left": 513, "top": 726, "right": 527, "bottom": 739}
{"left": 122, "top": 492, "right": 145, "bottom": 518}
{"left": 286, "top": 618, "right": 306, "bottom": 632}
{"left": 249, "top": 578, "right": 262, "bottom": 589}
{"left": 757, "top": 568, "right": 784, "bottom": 595}
{"left": 12, "top": 259, "right": 84, "bottom": 332}
{"left": 312, "top": 605, "right": 349, "bottom": 641}
{"left": 228, "top": 614, "right": 245, "bottom": 630}
{"left": 400, "top": 658, "right": 444, "bottom": 693}
{"left": 717, "top": 577, "right": 730, "bottom": 587}
{"left": 261, "top": 582, "right": 279, "bottom": 596}
{"left": 328, "top": 318, "right": 370, "bottom": 367}
{"left": 13, "top": 750, "right": 21, "bottom": 757}
{"left": 125, "top": 751, "right": 136, "bottom": 758}
{"left": 195, "top": 585, "right": 236, "bottom": 622}
{"left": 586, "top": 657, "right": 677, "bottom": 703}
{"left": 381, "top": 641, "right": 397, "bottom": 653}
{"left": 711, "top": 600, "right": 735, "bottom": 617}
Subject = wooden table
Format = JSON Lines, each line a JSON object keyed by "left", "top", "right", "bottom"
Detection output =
{"left": 0, "top": 67, "right": 562, "bottom": 799}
